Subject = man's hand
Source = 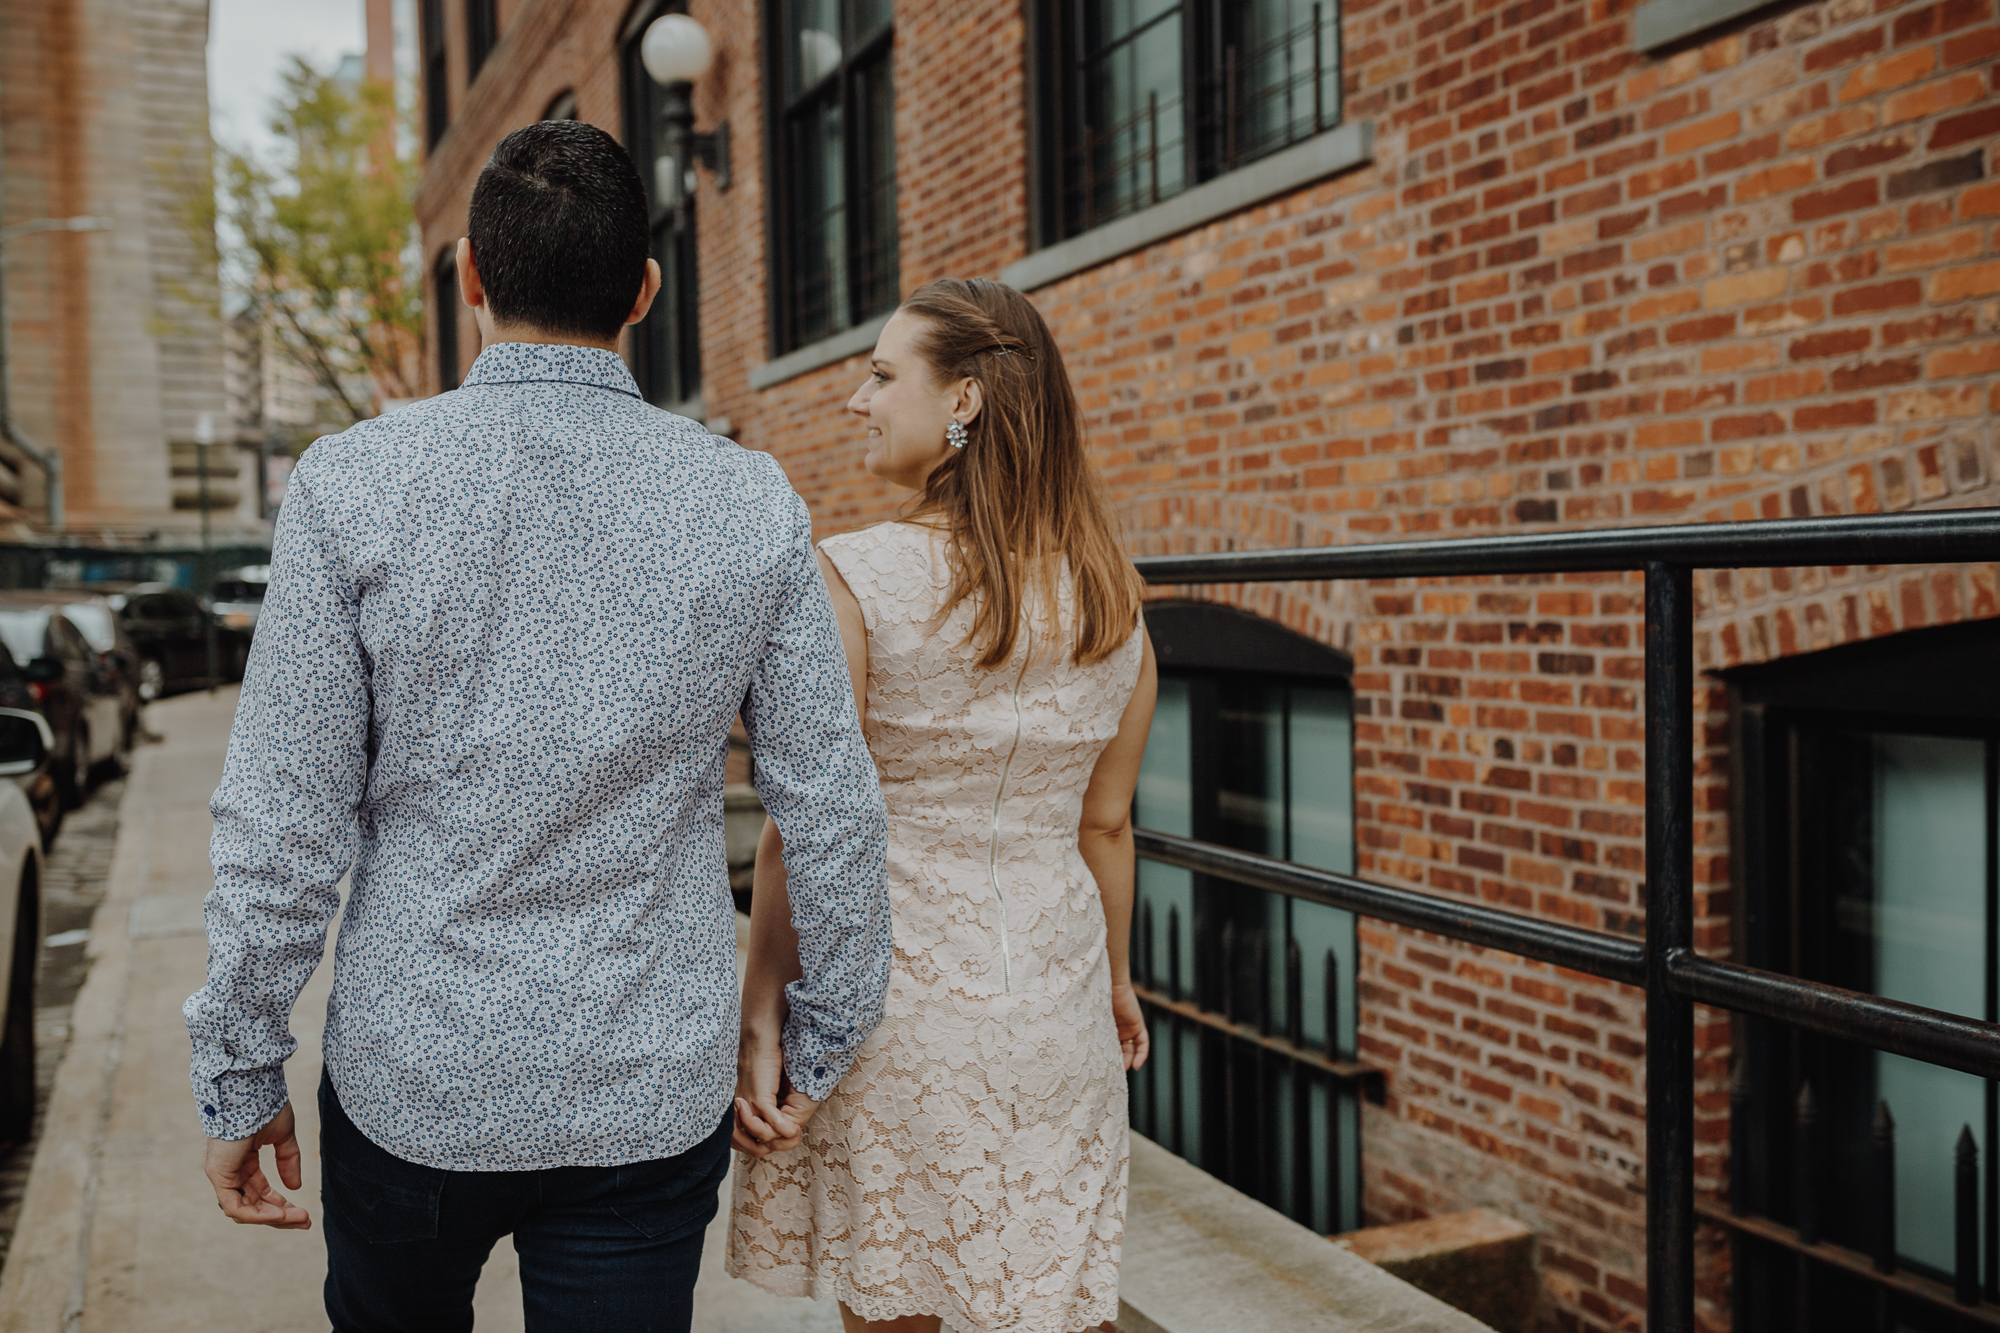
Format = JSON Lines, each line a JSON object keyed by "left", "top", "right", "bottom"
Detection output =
{"left": 203, "top": 1099, "right": 311, "bottom": 1229}
{"left": 733, "top": 1034, "right": 824, "bottom": 1158}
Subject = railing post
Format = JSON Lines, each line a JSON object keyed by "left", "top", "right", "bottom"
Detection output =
{"left": 1646, "top": 561, "right": 1696, "bottom": 1333}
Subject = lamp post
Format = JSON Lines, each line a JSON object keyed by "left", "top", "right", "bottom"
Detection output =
{"left": 641, "top": 13, "right": 731, "bottom": 209}
{"left": 0, "top": 215, "right": 111, "bottom": 532}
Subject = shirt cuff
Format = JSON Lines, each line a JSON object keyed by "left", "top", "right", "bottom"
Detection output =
{"left": 780, "top": 1015, "right": 851, "bottom": 1103}
{"left": 194, "top": 1066, "right": 289, "bottom": 1141}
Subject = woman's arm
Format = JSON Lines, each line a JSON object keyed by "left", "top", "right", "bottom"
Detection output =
{"left": 735, "top": 549, "right": 872, "bottom": 1157}
{"left": 1076, "top": 630, "right": 1159, "bottom": 1071}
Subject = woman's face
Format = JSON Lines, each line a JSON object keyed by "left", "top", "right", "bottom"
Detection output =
{"left": 848, "top": 311, "right": 977, "bottom": 492}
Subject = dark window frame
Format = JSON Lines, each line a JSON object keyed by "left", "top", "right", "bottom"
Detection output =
{"left": 762, "top": 0, "right": 899, "bottom": 356}
{"left": 466, "top": 0, "right": 499, "bottom": 81}
{"left": 434, "top": 250, "right": 461, "bottom": 392}
{"left": 1727, "top": 618, "right": 2000, "bottom": 1331}
{"left": 421, "top": 0, "right": 449, "bottom": 150}
{"left": 1030, "top": 0, "right": 1344, "bottom": 247}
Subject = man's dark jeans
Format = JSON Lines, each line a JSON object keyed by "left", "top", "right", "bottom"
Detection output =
{"left": 318, "top": 1070, "right": 732, "bottom": 1333}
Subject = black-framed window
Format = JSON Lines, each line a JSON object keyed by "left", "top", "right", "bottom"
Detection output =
{"left": 766, "top": 0, "right": 897, "bottom": 354}
{"left": 1728, "top": 618, "right": 2000, "bottom": 1332}
{"left": 622, "top": 16, "right": 702, "bottom": 412}
{"left": 467, "top": 0, "right": 499, "bottom": 81}
{"left": 1033, "top": 0, "right": 1342, "bottom": 243}
{"left": 421, "top": 0, "right": 449, "bottom": 149}
{"left": 1130, "top": 601, "right": 1360, "bottom": 1234}
{"left": 434, "top": 250, "right": 460, "bottom": 392}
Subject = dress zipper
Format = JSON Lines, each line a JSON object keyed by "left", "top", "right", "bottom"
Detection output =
{"left": 987, "top": 633, "right": 1031, "bottom": 996}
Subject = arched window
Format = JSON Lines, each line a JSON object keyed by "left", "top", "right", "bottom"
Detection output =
{"left": 1132, "top": 600, "right": 1362, "bottom": 1232}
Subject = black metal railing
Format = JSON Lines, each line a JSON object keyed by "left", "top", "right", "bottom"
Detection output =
{"left": 1707, "top": 1074, "right": 2000, "bottom": 1328}
{"left": 1130, "top": 508, "right": 2000, "bottom": 1333}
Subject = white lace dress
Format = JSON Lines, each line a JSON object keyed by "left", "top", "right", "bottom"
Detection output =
{"left": 727, "top": 520, "right": 1143, "bottom": 1333}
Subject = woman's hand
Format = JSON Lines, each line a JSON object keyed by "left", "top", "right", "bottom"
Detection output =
{"left": 733, "top": 1032, "right": 826, "bottom": 1158}
{"left": 1111, "top": 980, "right": 1149, "bottom": 1071}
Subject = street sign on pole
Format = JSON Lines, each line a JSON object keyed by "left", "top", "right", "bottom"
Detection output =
{"left": 194, "top": 412, "right": 218, "bottom": 692}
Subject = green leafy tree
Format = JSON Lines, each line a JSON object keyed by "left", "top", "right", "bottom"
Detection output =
{"left": 215, "top": 58, "right": 422, "bottom": 422}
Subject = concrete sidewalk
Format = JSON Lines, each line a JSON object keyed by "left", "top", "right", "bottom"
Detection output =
{"left": 0, "top": 688, "right": 839, "bottom": 1333}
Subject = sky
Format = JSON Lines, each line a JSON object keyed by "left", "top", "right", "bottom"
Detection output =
{"left": 207, "top": 0, "right": 373, "bottom": 159}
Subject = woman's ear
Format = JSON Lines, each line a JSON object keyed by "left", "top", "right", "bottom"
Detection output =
{"left": 954, "top": 378, "right": 985, "bottom": 427}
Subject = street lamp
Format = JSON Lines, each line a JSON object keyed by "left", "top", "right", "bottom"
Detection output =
{"left": 0, "top": 215, "right": 112, "bottom": 532}
{"left": 641, "top": 13, "right": 730, "bottom": 208}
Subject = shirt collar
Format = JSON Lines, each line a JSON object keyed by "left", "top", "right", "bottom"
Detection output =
{"left": 460, "top": 342, "right": 642, "bottom": 399}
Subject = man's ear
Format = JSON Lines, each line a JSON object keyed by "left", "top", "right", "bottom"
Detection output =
{"left": 954, "top": 378, "right": 985, "bottom": 427}
{"left": 455, "top": 238, "right": 485, "bottom": 310}
{"left": 625, "top": 258, "right": 663, "bottom": 327}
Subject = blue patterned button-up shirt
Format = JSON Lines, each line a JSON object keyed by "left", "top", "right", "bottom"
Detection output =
{"left": 184, "top": 342, "right": 890, "bottom": 1171}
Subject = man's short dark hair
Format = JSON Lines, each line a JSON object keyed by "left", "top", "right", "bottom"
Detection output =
{"left": 467, "top": 121, "right": 651, "bottom": 341}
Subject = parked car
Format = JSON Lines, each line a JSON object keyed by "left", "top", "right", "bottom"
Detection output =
{"left": 0, "top": 707, "right": 51, "bottom": 1141}
{"left": 8, "top": 592, "right": 142, "bottom": 755}
{"left": 86, "top": 582, "right": 250, "bottom": 701}
{"left": 0, "top": 653, "right": 62, "bottom": 849}
{"left": 210, "top": 565, "right": 270, "bottom": 636}
{"left": 0, "top": 599, "right": 131, "bottom": 807}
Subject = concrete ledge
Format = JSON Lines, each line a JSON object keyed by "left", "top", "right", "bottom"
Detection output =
{"left": 1116, "top": 1134, "right": 1496, "bottom": 1333}
{"left": 1001, "top": 121, "right": 1374, "bottom": 295}
{"left": 1337, "top": 1209, "right": 1540, "bottom": 1333}
{"left": 747, "top": 314, "right": 892, "bottom": 392}
{"left": 1634, "top": 0, "right": 1774, "bottom": 48}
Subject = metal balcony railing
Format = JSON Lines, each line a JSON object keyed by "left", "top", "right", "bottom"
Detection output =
{"left": 1130, "top": 507, "right": 2000, "bottom": 1333}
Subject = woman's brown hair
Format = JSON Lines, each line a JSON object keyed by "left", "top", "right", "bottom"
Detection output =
{"left": 898, "top": 277, "right": 1143, "bottom": 669}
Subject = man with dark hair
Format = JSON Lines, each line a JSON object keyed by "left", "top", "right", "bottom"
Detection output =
{"left": 184, "top": 120, "right": 890, "bottom": 1331}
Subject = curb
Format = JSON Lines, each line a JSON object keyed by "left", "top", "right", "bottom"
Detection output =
{"left": 0, "top": 746, "right": 156, "bottom": 1333}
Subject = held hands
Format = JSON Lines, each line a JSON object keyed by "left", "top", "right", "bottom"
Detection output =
{"left": 732, "top": 1031, "right": 824, "bottom": 1158}
{"left": 1111, "top": 980, "right": 1150, "bottom": 1072}
{"left": 203, "top": 1099, "right": 312, "bottom": 1230}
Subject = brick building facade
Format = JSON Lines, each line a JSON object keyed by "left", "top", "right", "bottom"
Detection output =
{"left": 0, "top": 0, "right": 246, "bottom": 538}
{"left": 415, "top": 1, "right": 2000, "bottom": 1328}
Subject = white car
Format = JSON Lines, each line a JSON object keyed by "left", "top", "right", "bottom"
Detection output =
{"left": 0, "top": 707, "right": 52, "bottom": 1141}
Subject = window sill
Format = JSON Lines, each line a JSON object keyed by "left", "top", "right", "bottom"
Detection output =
{"left": 1635, "top": 0, "right": 1774, "bottom": 49}
{"left": 1000, "top": 120, "right": 1374, "bottom": 294}
{"left": 748, "top": 313, "right": 894, "bottom": 392}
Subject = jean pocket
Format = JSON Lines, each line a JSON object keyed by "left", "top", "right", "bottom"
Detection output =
{"left": 323, "top": 1158, "right": 441, "bottom": 1244}
{"left": 609, "top": 1151, "right": 726, "bottom": 1241}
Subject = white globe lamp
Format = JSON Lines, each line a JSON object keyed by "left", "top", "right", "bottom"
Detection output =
{"left": 642, "top": 14, "right": 715, "bottom": 85}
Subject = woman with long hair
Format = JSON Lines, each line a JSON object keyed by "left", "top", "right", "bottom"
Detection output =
{"left": 726, "top": 277, "right": 1157, "bottom": 1333}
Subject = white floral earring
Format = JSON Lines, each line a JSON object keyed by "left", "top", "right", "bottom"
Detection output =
{"left": 946, "top": 420, "right": 968, "bottom": 449}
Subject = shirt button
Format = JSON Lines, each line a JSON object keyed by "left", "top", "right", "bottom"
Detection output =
{"left": 203, "top": 1104, "right": 217, "bottom": 1116}
{"left": 813, "top": 1068, "right": 825, "bottom": 1080}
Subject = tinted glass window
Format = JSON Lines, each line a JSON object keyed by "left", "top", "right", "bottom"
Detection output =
{"left": 1040, "top": 0, "right": 1342, "bottom": 242}
{"left": 211, "top": 582, "right": 267, "bottom": 604}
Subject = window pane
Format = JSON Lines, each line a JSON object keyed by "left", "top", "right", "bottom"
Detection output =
{"left": 787, "top": 0, "right": 844, "bottom": 97}
{"left": 1869, "top": 734, "right": 1986, "bottom": 1276}
{"left": 1137, "top": 675, "right": 1194, "bottom": 989}
{"left": 853, "top": 48, "right": 899, "bottom": 322}
{"left": 790, "top": 100, "right": 849, "bottom": 346}
{"left": 1079, "top": 1, "right": 1186, "bottom": 231}
{"left": 852, "top": 0, "right": 892, "bottom": 42}
{"left": 1135, "top": 676, "right": 1201, "bottom": 1163}
{"left": 1229, "top": 0, "right": 1340, "bottom": 164}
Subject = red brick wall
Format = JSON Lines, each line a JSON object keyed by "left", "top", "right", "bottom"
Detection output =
{"left": 417, "top": 0, "right": 2000, "bottom": 1327}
